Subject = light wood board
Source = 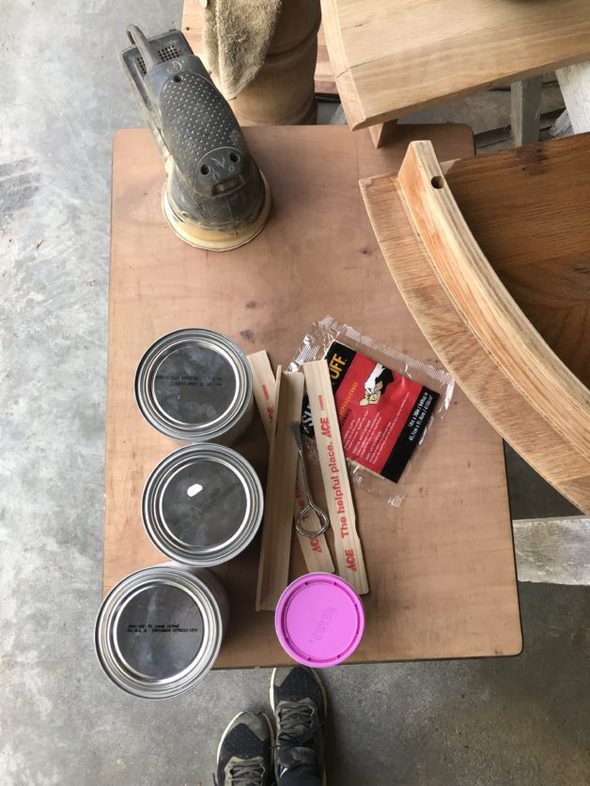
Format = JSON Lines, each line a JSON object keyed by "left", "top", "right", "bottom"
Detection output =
{"left": 511, "top": 78, "right": 544, "bottom": 147}
{"left": 247, "top": 351, "right": 335, "bottom": 574}
{"left": 361, "top": 136, "right": 590, "bottom": 514}
{"left": 303, "top": 360, "right": 369, "bottom": 594}
{"left": 256, "top": 370, "right": 304, "bottom": 611}
{"left": 557, "top": 64, "right": 590, "bottom": 134}
{"left": 106, "top": 124, "right": 522, "bottom": 666}
{"left": 513, "top": 517, "right": 590, "bottom": 586}
{"left": 320, "top": 0, "right": 590, "bottom": 128}
{"left": 182, "top": 3, "right": 336, "bottom": 95}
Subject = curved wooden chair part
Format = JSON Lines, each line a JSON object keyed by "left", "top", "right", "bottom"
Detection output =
{"left": 361, "top": 140, "right": 590, "bottom": 513}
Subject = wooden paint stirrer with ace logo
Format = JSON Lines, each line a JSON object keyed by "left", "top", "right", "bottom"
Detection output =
{"left": 303, "top": 360, "right": 369, "bottom": 594}
{"left": 247, "top": 351, "right": 335, "bottom": 575}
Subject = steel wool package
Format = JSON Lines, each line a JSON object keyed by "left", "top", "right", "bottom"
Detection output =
{"left": 290, "top": 316, "right": 454, "bottom": 506}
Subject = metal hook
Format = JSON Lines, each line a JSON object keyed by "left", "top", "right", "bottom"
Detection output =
{"left": 290, "top": 422, "right": 331, "bottom": 539}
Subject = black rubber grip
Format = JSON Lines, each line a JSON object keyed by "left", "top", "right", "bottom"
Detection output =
{"left": 160, "top": 71, "right": 247, "bottom": 197}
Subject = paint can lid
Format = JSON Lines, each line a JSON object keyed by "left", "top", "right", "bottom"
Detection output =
{"left": 135, "top": 328, "right": 252, "bottom": 443}
{"left": 142, "top": 444, "right": 263, "bottom": 566}
{"left": 275, "top": 573, "right": 365, "bottom": 667}
{"left": 95, "top": 566, "right": 224, "bottom": 699}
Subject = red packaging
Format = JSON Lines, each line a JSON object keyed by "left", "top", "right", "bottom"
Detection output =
{"left": 302, "top": 340, "right": 439, "bottom": 483}
{"left": 292, "top": 316, "right": 454, "bottom": 505}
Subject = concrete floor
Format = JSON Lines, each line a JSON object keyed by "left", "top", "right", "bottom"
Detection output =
{"left": 1, "top": 2, "right": 589, "bottom": 784}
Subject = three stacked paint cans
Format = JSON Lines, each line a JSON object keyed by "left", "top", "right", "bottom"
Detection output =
{"left": 96, "top": 329, "right": 262, "bottom": 698}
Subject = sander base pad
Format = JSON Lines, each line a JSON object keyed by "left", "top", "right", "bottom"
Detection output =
{"left": 162, "top": 174, "right": 271, "bottom": 252}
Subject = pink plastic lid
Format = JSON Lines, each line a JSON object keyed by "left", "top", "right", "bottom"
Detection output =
{"left": 275, "top": 573, "right": 365, "bottom": 667}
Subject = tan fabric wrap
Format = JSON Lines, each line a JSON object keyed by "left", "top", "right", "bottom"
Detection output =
{"left": 203, "top": 0, "right": 283, "bottom": 99}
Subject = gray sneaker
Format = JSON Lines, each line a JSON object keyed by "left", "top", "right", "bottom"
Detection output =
{"left": 270, "top": 666, "right": 328, "bottom": 784}
{"left": 215, "top": 711, "right": 274, "bottom": 786}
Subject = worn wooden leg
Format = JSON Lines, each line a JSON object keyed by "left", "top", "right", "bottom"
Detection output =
{"left": 329, "top": 104, "right": 347, "bottom": 125}
{"left": 510, "top": 76, "right": 543, "bottom": 146}
{"left": 369, "top": 119, "right": 398, "bottom": 149}
{"left": 555, "top": 62, "right": 590, "bottom": 134}
{"left": 550, "top": 109, "right": 573, "bottom": 139}
{"left": 514, "top": 516, "right": 590, "bottom": 585}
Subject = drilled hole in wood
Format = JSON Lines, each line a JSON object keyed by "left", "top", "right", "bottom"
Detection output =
{"left": 431, "top": 175, "right": 445, "bottom": 189}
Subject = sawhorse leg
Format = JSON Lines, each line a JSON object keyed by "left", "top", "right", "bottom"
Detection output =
{"left": 554, "top": 62, "right": 590, "bottom": 135}
{"left": 511, "top": 76, "right": 543, "bottom": 146}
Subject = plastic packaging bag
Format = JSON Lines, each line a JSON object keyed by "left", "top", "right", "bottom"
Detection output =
{"left": 289, "top": 315, "right": 454, "bottom": 507}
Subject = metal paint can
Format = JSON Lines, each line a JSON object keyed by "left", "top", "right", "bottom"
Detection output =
{"left": 142, "top": 443, "right": 264, "bottom": 566}
{"left": 95, "top": 564, "right": 229, "bottom": 699}
{"left": 135, "top": 328, "right": 254, "bottom": 444}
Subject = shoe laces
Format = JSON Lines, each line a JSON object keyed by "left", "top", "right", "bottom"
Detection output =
{"left": 227, "top": 760, "right": 265, "bottom": 786}
{"left": 276, "top": 700, "right": 320, "bottom": 745}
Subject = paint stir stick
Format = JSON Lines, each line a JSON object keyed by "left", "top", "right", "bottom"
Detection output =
{"left": 247, "top": 351, "right": 334, "bottom": 574}
{"left": 256, "top": 367, "right": 304, "bottom": 611}
{"left": 303, "top": 360, "right": 369, "bottom": 594}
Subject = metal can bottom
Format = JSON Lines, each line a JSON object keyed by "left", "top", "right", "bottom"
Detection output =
{"left": 134, "top": 328, "right": 254, "bottom": 446}
{"left": 142, "top": 443, "right": 264, "bottom": 567}
{"left": 95, "top": 564, "right": 229, "bottom": 699}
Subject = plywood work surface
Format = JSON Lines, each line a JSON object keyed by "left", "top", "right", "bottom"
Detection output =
{"left": 320, "top": 0, "right": 590, "bottom": 128}
{"left": 106, "top": 124, "right": 522, "bottom": 667}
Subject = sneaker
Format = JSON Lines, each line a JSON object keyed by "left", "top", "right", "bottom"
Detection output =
{"left": 215, "top": 711, "right": 274, "bottom": 786}
{"left": 270, "top": 666, "right": 328, "bottom": 784}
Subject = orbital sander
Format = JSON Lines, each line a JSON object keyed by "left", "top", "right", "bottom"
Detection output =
{"left": 121, "top": 26, "right": 270, "bottom": 251}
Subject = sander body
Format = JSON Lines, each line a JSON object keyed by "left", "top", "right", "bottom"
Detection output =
{"left": 121, "top": 26, "right": 270, "bottom": 251}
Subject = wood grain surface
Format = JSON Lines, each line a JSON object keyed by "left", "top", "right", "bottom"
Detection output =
{"left": 247, "top": 351, "right": 335, "bottom": 574}
{"left": 256, "top": 370, "right": 304, "bottom": 611}
{"left": 303, "top": 360, "right": 369, "bottom": 594}
{"left": 361, "top": 136, "right": 590, "bottom": 514}
{"left": 513, "top": 516, "right": 590, "bottom": 585}
{"left": 320, "top": 0, "right": 590, "bottom": 128}
{"left": 557, "top": 64, "right": 590, "bottom": 134}
{"left": 106, "top": 124, "right": 522, "bottom": 666}
{"left": 442, "top": 134, "right": 590, "bottom": 391}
